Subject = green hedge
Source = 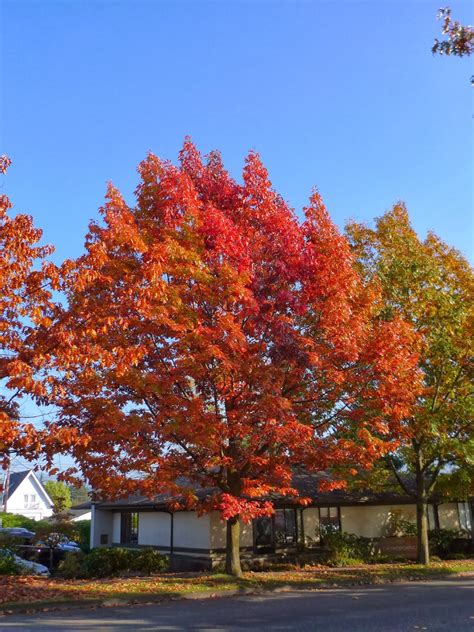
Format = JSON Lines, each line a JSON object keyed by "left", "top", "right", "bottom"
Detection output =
{"left": 0, "top": 512, "right": 50, "bottom": 532}
{"left": 58, "top": 547, "right": 169, "bottom": 579}
{"left": 321, "top": 531, "right": 378, "bottom": 566}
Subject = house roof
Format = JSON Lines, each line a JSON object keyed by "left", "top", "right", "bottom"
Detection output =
{"left": 3, "top": 469, "right": 54, "bottom": 507}
{"left": 4, "top": 470, "right": 30, "bottom": 500}
{"left": 92, "top": 471, "right": 421, "bottom": 511}
{"left": 70, "top": 502, "right": 92, "bottom": 510}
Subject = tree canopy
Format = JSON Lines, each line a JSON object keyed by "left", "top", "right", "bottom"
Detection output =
{"left": 43, "top": 141, "right": 419, "bottom": 574}
{"left": 346, "top": 203, "right": 474, "bottom": 563}
{"left": 0, "top": 156, "right": 56, "bottom": 470}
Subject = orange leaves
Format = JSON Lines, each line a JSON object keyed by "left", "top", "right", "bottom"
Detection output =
{"left": 40, "top": 140, "right": 421, "bottom": 523}
{"left": 0, "top": 156, "right": 56, "bottom": 465}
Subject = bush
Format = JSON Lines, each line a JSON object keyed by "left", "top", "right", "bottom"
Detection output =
{"left": 130, "top": 549, "right": 168, "bottom": 575}
{"left": 429, "top": 528, "right": 469, "bottom": 558}
{"left": 0, "top": 553, "right": 21, "bottom": 575}
{"left": 321, "top": 531, "right": 377, "bottom": 566}
{"left": 57, "top": 547, "right": 168, "bottom": 579}
{"left": 74, "top": 520, "right": 91, "bottom": 552}
{"left": 0, "top": 512, "right": 48, "bottom": 532}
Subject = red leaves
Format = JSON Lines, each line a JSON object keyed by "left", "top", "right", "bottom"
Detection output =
{"left": 42, "top": 140, "right": 419, "bottom": 520}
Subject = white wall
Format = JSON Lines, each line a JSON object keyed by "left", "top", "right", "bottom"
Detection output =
{"left": 91, "top": 506, "right": 114, "bottom": 548}
{"left": 112, "top": 512, "right": 121, "bottom": 544}
{"left": 6, "top": 474, "right": 53, "bottom": 521}
{"left": 138, "top": 512, "right": 172, "bottom": 548}
{"left": 302, "top": 508, "right": 320, "bottom": 544}
{"left": 438, "top": 503, "right": 461, "bottom": 530}
{"left": 341, "top": 505, "right": 417, "bottom": 538}
{"left": 173, "top": 511, "right": 211, "bottom": 550}
{"left": 210, "top": 512, "right": 253, "bottom": 550}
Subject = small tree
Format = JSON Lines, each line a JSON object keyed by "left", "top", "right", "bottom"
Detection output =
{"left": 347, "top": 204, "right": 474, "bottom": 565}
{"left": 34, "top": 520, "right": 79, "bottom": 569}
{"left": 44, "top": 480, "right": 72, "bottom": 514}
{"left": 45, "top": 142, "right": 419, "bottom": 576}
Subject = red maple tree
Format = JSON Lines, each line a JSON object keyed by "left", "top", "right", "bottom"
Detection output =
{"left": 45, "top": 141, "right": 419, "bottom": 575}
{"left": 0, "top": 155, "right": 56, "bottom": 472}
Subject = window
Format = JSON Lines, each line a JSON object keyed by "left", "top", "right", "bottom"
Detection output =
{"left": 24, "top": 494, "right": 29, "bottom": 507}
{"left": 319, "top": 507, "right": 340, "bottom": 535}
{"left": 274, "top": 509, "right": 297, "bottom": 547}
{"left": 30, "top": 494, "right": 36, "bottom": 504}
{"left": 253, "top": 516, "right": 273, "bottom": 553}
{"left": 458, "top": 502, "right": 472, "bottom": 532}
{"left": 427, "top": 505, "right": 436, "bottom": 530}
{"left": 120, "top": 512, "right": 139, "bottom": 545}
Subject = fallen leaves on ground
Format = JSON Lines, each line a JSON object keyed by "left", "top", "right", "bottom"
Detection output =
{"left": 0, "top": 559, "right": 473, "bottom": 609}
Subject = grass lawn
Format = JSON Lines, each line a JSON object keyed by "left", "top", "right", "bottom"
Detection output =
{"left": 1, "top": 559, "right": 473, "bottom": 613}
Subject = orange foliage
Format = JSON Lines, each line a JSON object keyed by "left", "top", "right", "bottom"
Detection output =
{"left": 43, "top": 141, "right": 420, "bottom": 518}
{"left": 0, "top": 156, "right": 56, "bottom": 467}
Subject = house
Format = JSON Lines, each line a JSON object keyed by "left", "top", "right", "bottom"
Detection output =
{"left": 68, "top": 502, "right": 92, "bottom": 522}
{"left": 0, "top": 470, "right": 54, "bottom": 521}
{"left": 89, "top": 472, "right": 473, "bottom": 570}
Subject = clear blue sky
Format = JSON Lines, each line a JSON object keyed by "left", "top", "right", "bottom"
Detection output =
{"left": 1, "top": 0, "right": 473, "bottom": 266}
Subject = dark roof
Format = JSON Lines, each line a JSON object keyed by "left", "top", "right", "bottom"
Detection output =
{"left": 93, "top": 472, "right": 419, "bottom": 510}
{"left": 5, "top": 470, "right": 31, "bottom": 500}
{"left": 70, "top": 502, "right": 92, "bottom": 510}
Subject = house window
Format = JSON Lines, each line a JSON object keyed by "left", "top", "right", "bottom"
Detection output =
{"left": 24, "top": 494, "right": 29, "bottom": 507}
{"left": 120, "top": 512, "right": 139, "bottom": 545}
{"left": 274, "top": 509, "right": 297, "bottom": 547}
{"left": 458, "top": 502, "right": 472, "bottom": 532}
{"left": 319, "top": 506, "right": 340, "bottom": 535}
{"left": 253, "top": 516, "right": 273, "bottom": 553}
{"left": 427, "top": 505, "right": 437, "bottom": 530}
{"left": 30, "top": 494, "right": 36, "bottom": 504}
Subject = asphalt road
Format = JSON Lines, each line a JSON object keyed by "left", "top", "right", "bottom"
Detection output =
{"left": 0, "top": 577, "right": 473, "bottom": 631}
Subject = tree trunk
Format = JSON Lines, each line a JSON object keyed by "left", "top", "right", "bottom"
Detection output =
{"left": 225, "top": 515, "right": 242, "bottom": 577}
{"left": 415, "top": 445, "right": 430, "bottom": 565}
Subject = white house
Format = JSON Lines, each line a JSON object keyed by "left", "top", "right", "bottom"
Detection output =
{"left": 0, "top": 470, "right": 54, "bottom": 521}
{"left": 89, "top": 472, "right": 473, "bottom": 570}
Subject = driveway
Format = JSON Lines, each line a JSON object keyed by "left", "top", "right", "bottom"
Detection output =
{"left": 0, "top": 577, "right": 473, "bottom": 631}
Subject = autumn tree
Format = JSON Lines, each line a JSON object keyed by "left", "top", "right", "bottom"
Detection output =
{"left": 45, "top": 142, "right": 418, "bottom": 576}
{"left": 0, "top": 155, "right": 56, "bottom": 473}
{"left": 347, "top": 204, "right": 473, "bottom": 564}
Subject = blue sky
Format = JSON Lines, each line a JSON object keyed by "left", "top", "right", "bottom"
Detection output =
{"left": 0, "top": 0, "right": 472, "bottom": 475}
{"left": 2, "top": 1, "right": 473, "bottom": 264}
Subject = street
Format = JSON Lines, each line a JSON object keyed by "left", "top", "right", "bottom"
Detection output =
{"left": 0, "top": 577, "right": 473, "bottom": 631}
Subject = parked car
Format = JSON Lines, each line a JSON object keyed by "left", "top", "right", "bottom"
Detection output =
{"left": 55, "top": 537, "right": 81, "bottom": 552}
{"left": 35, "top": 535, "right": 82, "bottom": 552}
{"left": 0, "top": 527, "right": 35, "bottom": 540}
{"left": 0, "top": 548, "right": 50, "bottom": 576}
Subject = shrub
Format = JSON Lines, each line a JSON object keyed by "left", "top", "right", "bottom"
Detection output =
{"left": 58, "top": 547, "right": 168, "bottom": 579}
{"left": 429, "top": 528, "right": 470, "bottom": 558}
{"left": 74, "top": 520, "right": 91, "bottom": 552}
{"left": 0, "top": 552, "right": 21, "bottom": 575}
{"left": 0, "top": 512, "right": 38, "bottom": 531}
{"left": 56, "top": 551, "right": 89, "bottom": 579}
{"left": 321, "top": 531, "right": 377, "bottom": 566}
{"left": 130, "top": 549, "right": 168, "bottom": 575}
